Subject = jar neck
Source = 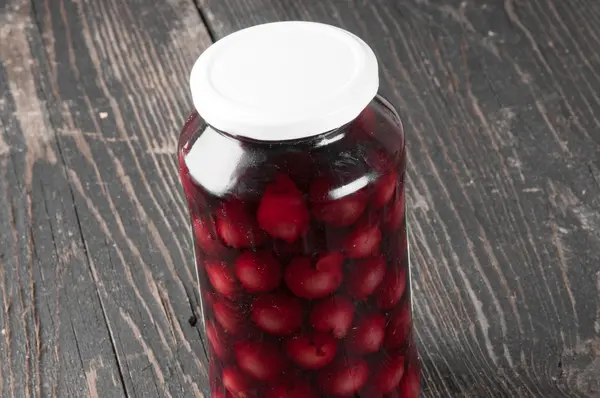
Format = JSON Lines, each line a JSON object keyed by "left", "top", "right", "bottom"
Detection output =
{"left": 202, "top": 94, "right": 391, "bottom": 147}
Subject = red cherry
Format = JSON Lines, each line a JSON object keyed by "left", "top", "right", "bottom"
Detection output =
{"left": 270, "top": 225, "right": 322, "bottom": 261}
{"left": 204, "top": 260, "right": 239, "bottom": 299}
{"left": 358, "top": 107, "right": 377, "bottom": 132}
{"left": 265, "top": 378, "right": 318, "bottom": 398}
{"left": 217, "top": 199, "right": 265, "bottom": 249}
{"left": 366, "top": 148, "right": 393, "bottom": 172}
{"left": 399, "top": 355, "right": 421, "bottom": 397}
{"left": 251, "top": 293, "right": 302, "bottom": 335}
{"left": 384, "top": 301, "right": 412, "bottom": 349}
{"left": 372, "top": 353, "right": 405, "bottom": 394}
{"left": 210, "top": 371, "right": 237, "bottom": 398}
{"left": 388, "top": 229, "right": 408, "bottom": 261}
{"left": 343, "top": 219, "right": 382, "bottom": 258}
{"left": 192, "top": 216, "right": 227, "bottom": 256}
{"left": 213, "top": 298, "right": 246, "bottom": 335}
{"left": 384, "top": 193, "right": 405, "bottom": 232}
{"left": 309, "top": 177, "right": 368, "bottom": 227}
{"left": 206, "top": 320, "right": 229, "bottom": 359}
{"left": 222, "top": 367, "right": 254, "bottom": 398}
{"left": 375, "top": 265, "right": 406, "bottom": 310}
{"left": 318, "top": 357, "right": 369, "bottom": 396}
{"left": 310, "top": 296, "right": 354, "bottom": 339}
{"left": 350, "top": 108, "right": 377, "bottom": 140}
{"left": 202, "top": 290, "right": 217, "bottom": 309}
{"left": 285, "top": 331, "right": 337, "bottom": 370}
{"left": 372, "top": 170, "right": 398, "bottom": 209}
{"left": 347, "top": 313, "right": 386, "bottom": 354}
{"left": 347, "top": 254, "right": 386, "bottom": 299}
{"left": 284, "top": 253, "right": 344, "bottom": 299}
{"left": 234, "top": 341, "right": 287, "bottom": 382}
{"left": 234, "top": 251, "right": 282, "bottom": 293}
{"left": 257, "top": 174, "right": 310, "bottom": 243}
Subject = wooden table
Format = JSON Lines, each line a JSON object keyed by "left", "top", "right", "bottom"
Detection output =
{"left": 1, "top": 0, "right": 599, "bottom": 396}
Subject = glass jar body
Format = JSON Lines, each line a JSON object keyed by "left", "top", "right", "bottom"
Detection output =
{"left": 178, "top": 96, "right": 420, "bottom": 397}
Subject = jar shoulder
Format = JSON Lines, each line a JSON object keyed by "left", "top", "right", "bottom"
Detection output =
{"left": 178, "top": 98, "right": 405, "bottom": 200}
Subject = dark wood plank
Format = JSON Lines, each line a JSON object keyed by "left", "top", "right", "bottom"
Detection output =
{"left": 0, "top": 3, "right": 127, "bottom": 397}
{"left": 196, "top": 0, "right": 600, "bottom": 396}
{"left": 0, "top": 0, "right": 213, "bottom": 396}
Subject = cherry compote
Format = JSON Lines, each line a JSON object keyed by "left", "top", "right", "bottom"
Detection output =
{"left": 179, "top": 98, "right": 419, "bottom": 397}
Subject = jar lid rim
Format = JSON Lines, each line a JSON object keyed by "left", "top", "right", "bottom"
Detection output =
{"left": 189, "top": 21, "right": 379, "bottom": 141}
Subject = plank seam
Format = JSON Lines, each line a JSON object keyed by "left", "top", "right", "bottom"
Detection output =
{"left": 193, "top": 1, "right": 217, "bottom": 42}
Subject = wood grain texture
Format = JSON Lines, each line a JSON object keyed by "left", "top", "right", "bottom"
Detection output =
{"left": 196, "top": 0, "right": 600, "bottom": 396}
{"left": 2, "top": 0, "right": 600, "bottom": 396}
{"left": 0, "top": 0, "right": 212, "bottom": 396}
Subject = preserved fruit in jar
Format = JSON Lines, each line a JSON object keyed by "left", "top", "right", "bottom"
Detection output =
{"left": 178, "top": 21, "right": 419, "bottom": 397}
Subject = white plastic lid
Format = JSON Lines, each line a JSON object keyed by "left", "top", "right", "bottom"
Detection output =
{"left": 189, "top": 21, "right": 379, "bottom": 141}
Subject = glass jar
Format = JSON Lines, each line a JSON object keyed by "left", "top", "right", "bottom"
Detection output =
{"left": 178, "top": 21, "right": 420, "bottom": 398}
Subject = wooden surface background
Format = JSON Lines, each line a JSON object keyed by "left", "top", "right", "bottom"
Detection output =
{"left": 1, "top": 0, "right": 599, "bottom": 396}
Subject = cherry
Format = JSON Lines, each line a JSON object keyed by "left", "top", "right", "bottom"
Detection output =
{"left": 309, "top": 177, "right": 368, "bottom": 227}
{"left": 234, "top": 340, "right": 287, "bottom": 382}
{"left": 375, "top": 265, "right": 406, "bottom": 310}
{"left": 347, "top": 313, "right": 386, "bottom": 354}
{"left": 205, "top": 260, "right": 239, "bottom": 299}
{"left": 372, "top": 353, "right": 405, "bottom": 394}
{"left": 284, "top": 252, "right": 344, "bottom": 299}
{"left": 202, "top": 290, "right": 217, "bottom": 310}
{"left": 372, "top": 170, "right": 398, "bottom": 209}
{"left": 213, "top": 297, "right": 246, "bottom": 335}
{"left": 206, "top": 320, "right": 229, "bottom": 359}
{"left": 384, "top": 193, "right": 405, "bottom": 232}
{"left": 192, "top": 216, "right": 227, "bottom": 256}
{"left": 251, "top": 293, "right": 302, "bottom": 335}
{"left": 234, "top": 251, "right": 282, "bottom": 293}
{"left": 217, "top": 199, "right": 265, "bottom": 249}
{"left": 366, "top": 148, "right": 393, "bottom": 172}
{"left": 384, "top": 301, "right": 412, "bottom": 349}
{"left": 318, "top": 357, "right": 369, "bottom": 396}
{"left": 347, "top": 254, "right": 386, "bottom": 299}
{"left": 285, "top": 331, "right": 337, "bottom": 370}
{"left": 270, "top": 225, "right": 322, "bottom": 262}
{"left": 309, "top": 296, "right": 354, "bottom": 339}
{"left": 350, "top": 108, "right": 377, "bottom": 140}
{"left": 399, "top": 352, "right": 421, "bottom": 397}
{"left": 222, "top": 367, "right": 255, "bottom": 398}
{"left": 342, "top": 218, "right": 382, "bottom": 258}
{"left": 257, "top": 173, "right": 310, "bottom": 243}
